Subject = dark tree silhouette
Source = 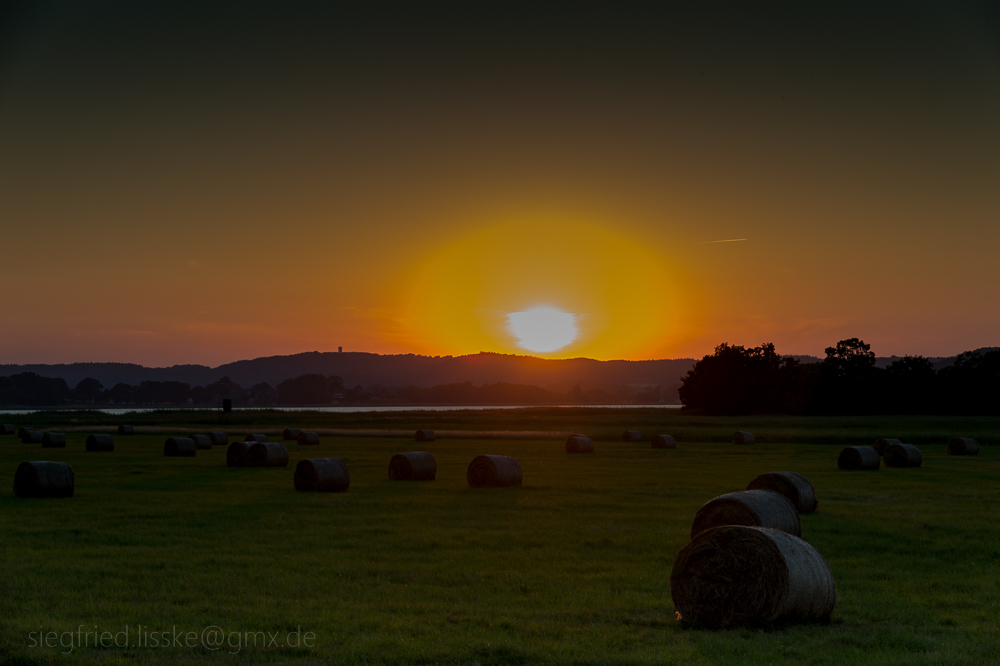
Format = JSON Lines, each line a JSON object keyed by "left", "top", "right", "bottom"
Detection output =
{"left": 679, "top": 343, "right": 801, "bottom": 414}
{"left": 72, "top": 377, "right": 104, "bottom": 403}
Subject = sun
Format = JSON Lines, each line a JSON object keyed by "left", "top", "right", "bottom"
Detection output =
{"left": 507, "top": 307, "right": 578, "bottom": 352}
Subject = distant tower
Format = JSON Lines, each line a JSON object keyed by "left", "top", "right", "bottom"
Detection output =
{"left": 338, "top": 347, "right": 343, "bottom": 353}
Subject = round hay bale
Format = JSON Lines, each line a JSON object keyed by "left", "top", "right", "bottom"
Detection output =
{"left": 245, "top": 434, "right": 268, "bottom": 443}
{"left": 947, "top": 437, "right": 980, "bottom": 456}
{"left": 297, "top": 431, "right": 320, "bottom": 445}
{"left": 21, "top": 430, "right": 43, "bottom": 444}
{"left": 42, "top": 433, "right": 67, "bottom": 448}
{"left": 883, "top": 443, "right": 922, "bottom": 468}
{"left": 117, "top": 425, "right": 134, "bottom": 435}
{"left": 282, "top": 428, "right": 301, "bottom": 441}
{"left": 691, "top": 490, "right": 800, "bottom": 539}
{"left": 248, "top": 442, "right": 288, "bottom": 468}
{"left": 467, "top": 455, "right": 522, "bottom": 488}
{"left": 164, "top": 437, "right": 196, "bottom": 457}
{"left": 565, "top": 434, "right": 594, "bottom": 453}
{"left": 622, "top": 430, "right": 643, "bottom": 442}
{"left": 746, "top": 472, "right": 817, "bottom": 514}
{"left": 226, "top": 441, "right": 251, "bottom": 467}
{"left": 388, "top": 451, "right": 437, "bottom": 481}
{"left": 415, "top": 429, "right": 435, "bottom": 442}
{"left": 873, "top": 438, "right": 902, "bottom": 456}
{"left": 85, "top": 434, "right": 115, "bottom": 452}
{"left": 17, "top": 427, "right": 36, "bottom": 438}
{"left": 651, "top": 434, "right": 677, "bottom": 449}
{"left": 13, "top": 461, "right": 75, "bottom": 498}
{"left": 209, "top": 431, "right": 228, "bottom": 446}
{"left": 733, "top": 431, "right": 756, "bottom": 445}
{"left": 189, "top": 434, "right": 213, "bottom": 450}
{"left": 294, "top": 458, "right": 350, "bottom": 492}
{"left": 837, "top": 446, "right": 879, "bottom": 470}
{"left": 2, "top": 424, "right": 16, "bottom": 435}
{"left": 670, "top": 525, "right": 836, "bottom": 629}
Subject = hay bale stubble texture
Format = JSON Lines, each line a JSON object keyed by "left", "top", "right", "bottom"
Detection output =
{"left": 947, "top": 437, "right": 980, "bottom": 456}
{"left": 415, "top": 429, "right": 435, "bottom": 442}
{"left": 621, "top": 430, "right": 643, "bottom": 442}
{"left": 86, "top": 434, "right": 115, "bottom": 452}
{"left": 873, "top": 438, "right": 902, "bottom": 456}
{"left": 294, "top": 458, "right": 350, "bottom": 492}
{"left": 42, "top": 433, "right": 67, "bottom": 448}
{"left": 248, "top": 442, "right": 289, "bottom": 467}
{"left": 18, "top": 427, "right": 36, "bottom": 439}
{"left": 297, "top": 431, "right": 320, "bottom": 445}
{"left": 189, "top": 434, "right": 213, "bottom": 450}
{"left": 226, "top": 442, "right": 251, "bottom": 467}
{"left": 388, "top": 451, "right": 437, "bottom": 481}
{"left": 733, "top": 431, "right": 756, "bottom": 445}
{"left": 13, "top": 461, "right": 75, "bottom": 498}
{"left": 245, "top": 434, "right": 268, "bottom": 443}
{"left": 210, "top": 431, "right": 228, "bottom": 446}
{"left": 883, "top": 443, "right": 922, "bottom": 468}
{"left": 838, "top": 446, "right": 880, "bottom": 470}
{"left": 670, "top": 525, "right": 836, "bottom": 629}
{"left": 117, "top": 425, "right": 134, "bottom": 435}
{"left": 651, "top": 435, "right": 677, "bottom": 449}
{"left": 565, "top": 434, "right": 594, "bottom": 453}
{"left": 467, "top": 455, "right": 523, "bottom": 488}
{"left": 2, "top": 424, "right": 17, "bottom": 435}
{"left": 20, "top": 430, "right": 43, "bottom": 444}
{"left": 691, "top": 490, "right": 801, "bottom": 539}
{"left": 282, "top": 428, "right": 301, "bottom": 441}
{"left": 164, "top": 437, "right": 196, "bottom": 457}
{"left": 746, "top": 472, "right": 818, "bottom": 514}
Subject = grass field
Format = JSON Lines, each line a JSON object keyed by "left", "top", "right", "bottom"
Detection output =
{"left": 2, "top": 410, "right": 999, "bottom": 664}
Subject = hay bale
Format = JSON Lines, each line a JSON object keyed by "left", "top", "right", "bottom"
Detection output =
{"left": 282, "top": 428, "right": 302, "bottom": 440}
{"left": 746, "top": 472, "right": 817, "bottom": 514}
{"left": 42, "top": 433, "right": 67, "bottom": 448}
{"left": 245, "top": 434, "right": 268, "bottom": 443}
{"left": 13, "top": 461, "right": 75, "bottom": 498}
{"left": 622, "top": 430, "right": 643, "bottom": 442}
{"left": 189, "top": 434, "right": 213, "bottom": 449}
{"left": 226, "top": 441, "right": 251, "bottom": 467}
{"left": 733, "top": 431, "right": 755, "bottom": 445}
{"left": 85, "top": 434, "right": 114, "bottom": 452}
{"left": 467, "top": 455, "right": 522, "bottom": 488}
{"left": 294, "top": 458, "right": 350, "bottom": 492}
{"left": 837, "top": 446, "right": 880, "bottom": 470}
{"left": 415, "top": 429, "right": 435, "bottom": 442}
{"left": 884, "top": 443, "right": 922, "bottom": 468}
{"left": 565, "top": 434, "right": 594, "bottom": 453}
{"left": 947, "top": 437, "right": 980, "bottom": 456}
{"left": 248, "top": 442, "right": 288, "bottom": 467}
{"left": 388, "top": 451, "right": 437, "bottom": 481}
{"left": 651, "top": 435, "right": 677, "bottom": 449}
{"left": 873, "top": 438, "right": 901, "bottom": 456}
{"left": 17, "top": 427, "right": 36, "bottom": 438}
{"left": 20, "top": 430, "right": 42, "bottom": 444}
{"left": 210, "top": 431, "right": 228, "bottom": 446}
{"left": 691, "top": 490, "right": 800, "bottom": 539}
{"left": 297, "top": 431, "right": 320, "bottom": 445}
{"left": 2, "top": 424, "right": 15, "bottom": 435}
{"left": 670, "top": 525, "right": 836, "bottom": 629}
{"left": 164, "top": 437, "right": 196, "bottom": 457}
{"left": 117, "top": 425, "right": 134, "bottom": 435}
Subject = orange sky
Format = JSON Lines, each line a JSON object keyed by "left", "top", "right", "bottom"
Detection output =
{"left": 1, "top": 3, "right": 998, "bottom": 366}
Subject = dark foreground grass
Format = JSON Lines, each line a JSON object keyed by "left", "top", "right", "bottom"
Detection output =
{"left": 1, "top": 417, "right": 999, "bottom": 665}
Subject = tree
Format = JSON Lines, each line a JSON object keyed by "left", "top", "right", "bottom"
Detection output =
{"left": 816, "top": 338, "right": 883, "bottom": 414}
{"left": 679, "top": 342, "right": 800, "bottom": 414}
{"left": 885, "top": 356, "right": 936, "bottom": 414}
{"left": 72, "top": 377, "right": 104, "bottom": 403}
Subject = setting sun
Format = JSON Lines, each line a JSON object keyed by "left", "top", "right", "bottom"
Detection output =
{"left": 507, "top": 307, "right": 579, "bottom": 352}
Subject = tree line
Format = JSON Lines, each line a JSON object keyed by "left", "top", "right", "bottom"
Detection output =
{"left": 679, "top": 338, "right": 1000, "bottom": 415}
{"left": 0, "top": 373, "right": 663, "bottom": 407}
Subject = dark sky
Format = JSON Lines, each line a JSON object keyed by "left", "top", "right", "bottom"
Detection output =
{"left": 2, "top": 2, "right": 998, "bottom": 364}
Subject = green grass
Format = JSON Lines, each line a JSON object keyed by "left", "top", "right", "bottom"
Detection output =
{"left": 1, "top": 413, "right": 999, "bottom": 664}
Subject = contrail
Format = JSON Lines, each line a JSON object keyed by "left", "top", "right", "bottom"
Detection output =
{"left": 698, "top": 238, "right": 748, "bottom": 244}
